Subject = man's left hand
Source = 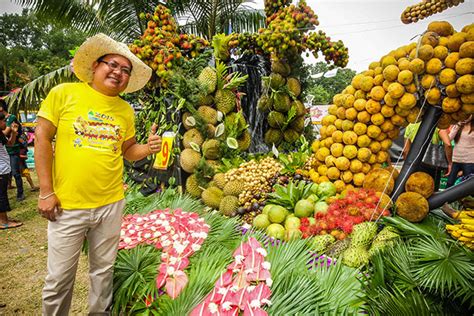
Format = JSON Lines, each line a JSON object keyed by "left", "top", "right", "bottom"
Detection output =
{"left": 147, "top": 123, "right": 162, "bottom": 154}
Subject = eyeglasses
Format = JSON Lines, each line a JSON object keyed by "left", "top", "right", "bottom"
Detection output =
{"left": 99, "top": 60, "right": 132, "bottom": 76}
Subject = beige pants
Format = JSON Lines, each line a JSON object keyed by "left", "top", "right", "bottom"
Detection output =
{"left": 42, "top": 199, "right": 125, "bottom": 316}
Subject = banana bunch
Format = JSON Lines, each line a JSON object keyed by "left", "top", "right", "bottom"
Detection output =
{"left": 446, "top": 210, "right": 474, "bottom": 250}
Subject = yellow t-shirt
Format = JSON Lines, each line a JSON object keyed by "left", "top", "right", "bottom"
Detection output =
{"left": 38, "top": 82, "right": 135, "bottom": 209}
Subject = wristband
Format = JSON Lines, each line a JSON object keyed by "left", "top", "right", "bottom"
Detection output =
{"left": 39, "top": 192, "right": 56, "bottom": 200}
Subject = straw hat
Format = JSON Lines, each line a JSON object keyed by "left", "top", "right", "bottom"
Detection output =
{"left": 73, "top": 33, "right": 152, "bottom": 93}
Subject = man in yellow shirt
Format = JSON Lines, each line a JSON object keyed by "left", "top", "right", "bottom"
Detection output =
{"left": 35, "top": 34, "right": 162, "bottom": 315}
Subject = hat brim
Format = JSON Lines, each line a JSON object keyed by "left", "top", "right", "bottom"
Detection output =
{"left": 73, "top": 33, "right": 152, "bottom": 94}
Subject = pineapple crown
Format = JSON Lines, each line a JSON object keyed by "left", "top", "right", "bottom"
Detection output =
{"left": 215, "top": 59, "right": 248, "bottom": 91}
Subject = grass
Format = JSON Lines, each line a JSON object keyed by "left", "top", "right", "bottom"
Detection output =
{"left": 0, "top": 171, "right": 88, "bottom": 315}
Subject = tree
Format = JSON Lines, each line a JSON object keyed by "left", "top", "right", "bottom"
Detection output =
{"left": 13, "top": 0, "right": 265, "bottom": 41}
{"left": 304, "top": 62, "right": 356, "bottom": 105}
{"left": 0, "top": 9, "right": 86, "bottom": 112}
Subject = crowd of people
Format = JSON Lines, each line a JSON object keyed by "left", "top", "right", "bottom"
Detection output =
{"left": 0, "top": 99, "right": 38, "bottom": 230}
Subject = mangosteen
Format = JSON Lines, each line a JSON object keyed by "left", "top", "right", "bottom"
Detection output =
{"left": 237, "top": 207, "right": 246, "bottom": 215}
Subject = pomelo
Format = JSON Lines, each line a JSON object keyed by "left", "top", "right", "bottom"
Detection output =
{"left": 266, "top": 223, "right": 285, "bottom": 240}
{"left": 285, "top": 216, "right": 301, "bottom": 230}
{"left": 268, "top": 205, "right": 288, "bottom": 223}
{"left": 253, "top": 214, "right": 270, "bottom": 230}
{"left": 294, "top": 199, "right": 314, "bottom": 218}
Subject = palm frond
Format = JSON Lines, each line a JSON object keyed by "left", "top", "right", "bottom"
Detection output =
{"left": 409, "top": 236, "right": 474, "bottom": 300}
{"left": 112, "top": 245, "right": 162, "bottom": 313}
{"left": 5, "top": 65, "right": 76, "bottom": 114}
{"left": 312, "top": 260, "right": 365, "bottom": 314}
{"left": 382, "top": 215, "right": 447, "bottom": 239}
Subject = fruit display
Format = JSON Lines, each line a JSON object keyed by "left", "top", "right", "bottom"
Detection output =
{"left": 129, "top": 4, "right": 209, "bottom": 87}
{"left": 259, "top": 58, "right": 308, "bottom": 148}
{"left": 401, "top": 0, "right": 465, "bottom": 24}
{"left": 306, "top": 21, "right": 474, "bottom": 191}
{"left": 183, "top": 61, "right": 249, "bottom": 201}
{"left": 225, "top": 157, "right": 283, "bottom": 217}
{"left": 446, "top": 211, "right": 474, "bottom": 250}
{"left": 300, "top": 188, "right": 391, "bottom": 240}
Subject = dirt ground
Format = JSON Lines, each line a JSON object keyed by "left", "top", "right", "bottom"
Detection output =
{"left": 0, "top": 171, "right": 89, "bottom": 315}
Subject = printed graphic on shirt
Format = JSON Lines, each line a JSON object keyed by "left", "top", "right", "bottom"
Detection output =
{"left": 72, "top": 110, "right": 122, "bottom": 153}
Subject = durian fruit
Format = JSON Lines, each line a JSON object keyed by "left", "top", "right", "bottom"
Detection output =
{"left": 199, "top": 94, "right": 214, "bottom": 106}
{"left": 342, "top": 245, "right": 370, "bottom": 268}
{"left": 183, "top": 128, "right": 204, "bottom": 148}
{"left": 201, "top": 186, "right": 224, "bottom": 209}
{"left": 326, "top": 238, "right": 351, "bottom": 258}
{"left": 273, "top": 92, "right": 291, "bottom": 112}
{"left": 290, "top": 116, "right": 305, "bottom": 133}
{"left": 257, "top": 95, "right": 273, "bottom": 112}
{"left": 264, "top": 128, "right": 283, "bottom": 146}
{"left": 223, "top": 180, "right": 245, "bottom": 197}
{"left": 308, "top": 234, "right": 336, "bottom": 254}
{"left": 395, "top": 192, "right": 429, "bottom": 222}
{"left": 182, "top": 112, "right": 195, "bottom": 130}
{"left": 271, "top": 59, "right": 291, "bottom": 77}
{"left": 283, "top": 128, "right": 300, "bottom": 143}
{"left": 197, "top": 106, "right": 218, "bottom": 125}
{"left": 213, "top": 173, "right": 226, "bottom": 190}
{"left": 215, "top": 89, "right": 236, "bottom": 114}
{"left": 351, "top": 221, "right": 378, "bottom": 248}
{"left": 287, "top": 77, "right": 302, "bottom": 97}
{"left": 219, "top": 195, "right": 240, "bottom": 216}
{"left": 237, "top": 130, "right": 251, "bottom": 151}
{"left": 268, "top": 111, "right": 286, "bottom": 129}
{"left": 180, "top": 148, "right": 201, "bottom": 173}
{"left": 198, "top": 67, "right": 217, "bottom": 94}
{"left": 185, "top": 174, "right": 203, "bottom": 198}
{"left": 405, "top": 171, "right": 435, "bottom": 198}
{"left": 202, "top": 139, "right": 221, "bottom": 160}
{"left": 269, "top": 73, "right": 286, "bottom": 89}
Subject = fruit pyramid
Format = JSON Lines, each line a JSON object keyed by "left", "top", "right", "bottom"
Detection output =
{"left": 255, "top": 0, "right": 349, "bottom": 150}
{"left": 306, "top": 21, "right": 474, "bottom": 189}
{"left": 183, "top": 61, "right": 252, "bottom": 213}
{"left": 401, "top": 0, "right": 465, "bottom": 24}
{"left": 129, "top": 4, "right": 209, "bottom": 87}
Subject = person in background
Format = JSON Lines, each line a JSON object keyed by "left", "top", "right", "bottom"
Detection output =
{"left": 446, "top": 115, "right": 474, "bottom": 188}
{"left": 0, "top": 100, "right": 25, "bottom": 201}
{"left": 18, "top": 131, "right": 38, "bottom": 191}
{"left": 0, "top": 112, "right": 22, "bottom": 229}
{"left": 403, "top": 122, "right": 451, "bottom": 192}
{"left": 36, "top": 33, "right": 162, "bottom": 315}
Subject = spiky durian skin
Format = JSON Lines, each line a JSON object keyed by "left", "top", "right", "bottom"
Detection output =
{"left": 201, "top": 186, "right": 224, "bottom": 209}
{"left": 186, "top": 174, "right": 202, "bottom": 198}
{"left": 219, "top": 195, "right": 240, "bottom": 216}
{"left": 180, "top": 149, "right": 202, "bottom": 173}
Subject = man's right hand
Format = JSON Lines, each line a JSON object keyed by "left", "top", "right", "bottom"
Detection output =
{"left": 38, "top": 194, "right": 62, "bottom": 221}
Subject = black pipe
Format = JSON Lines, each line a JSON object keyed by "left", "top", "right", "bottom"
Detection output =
{"left": 428, "top": 176, "right": 474, "bottom": 209}
{"left": 391, "top": 105, "right": 442, "bottom": 201}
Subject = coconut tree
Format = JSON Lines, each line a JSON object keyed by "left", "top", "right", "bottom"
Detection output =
{"left": 8, "top": 0, "right": 265, "bottom": 111}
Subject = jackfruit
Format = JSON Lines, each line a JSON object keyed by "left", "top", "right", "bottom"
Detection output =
{"left": 215, "top": 89, "right": 236, "bottom": 114}
{"left": 198, "top": 67, "right": 217, "bottom": 94}
{"left": 201, "top": 187, "right": 224, "bottom": 209}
